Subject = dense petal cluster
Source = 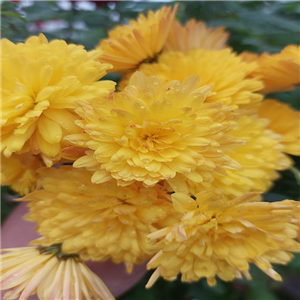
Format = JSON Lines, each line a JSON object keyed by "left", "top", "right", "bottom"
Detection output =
{"left": 247, "top": 45, "right": 300, "bottom": 93}
{"left": 1, "top": 152, "right": 44, "bottom": 195}
{"left": 23, "top": 166, "right": 179, "bottom": 267}
{"left": 67, "top": 72, "right": 243, "bottom": 187}
{"left": 208, "top": 115, "right": 292, "bottom": 196}
{"left": 164, "top": 19, "right": 229, "bottom": 53}
{"left": 96, "top": 5, "right": 178, "bottom": 73}
{"left": 146, "top": 190, "right": 300, "bottom": 287}
{"left": 118, "top": 49, "right": 263, "bottom": 110}
{"left": 170, "top": 114, "right": 292, "bottom": 198}
{"left": 1, "top": 246, "right": 114, "bottom": 300}
{"left": 1, "top": 4, "right": 300, "bottom": 299}
{"left": 1, "top": 34, "right": 115, "bottom": 166}
{"left": 257, "top": 99, "right": 300, "bottom": 156}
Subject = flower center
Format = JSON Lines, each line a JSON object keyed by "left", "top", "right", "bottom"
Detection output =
{"left": 135, "top": 126, "right": 177, "bottom": 151}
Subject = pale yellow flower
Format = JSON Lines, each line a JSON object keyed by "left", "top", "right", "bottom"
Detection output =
{"left": 146, "top": 190, "right": 300, "bottom": 287}
{"left": 96, "top": 5, "right": 178, "bottom": 73}
{"left": 244, "top": 45, "right": 300, "bottom": 94}
{"left": 22, "top": 166, "right": 179, "bottom": 268}
{"left": 1, "top": 246, "right": 115, "bottom": 300}
{"left": 169, "top": 114, "right": 292, "bottom": 198}
{"left": 67, "top": 72, "right": 242, "bottom": 187}
{"left": 1, "top": 152, "right": 44, "bottom": 195}
{"left": 164, "top": 19, "right": 229, "bottom": 53}
{"left": 1, "top": 34, "right": 115, "bottom": 166}
{"left": 118, "top": 49, "right": 263, "bottom": 110}
{"left": 257, "top": 99, "right": 300, "bottom": 156}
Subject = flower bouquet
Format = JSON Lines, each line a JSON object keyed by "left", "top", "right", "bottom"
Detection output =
{"left": 1, "top": 2, "right": 300, "bottom": 299}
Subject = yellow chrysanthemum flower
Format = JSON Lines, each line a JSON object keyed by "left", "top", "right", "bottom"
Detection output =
{"left": 169, "top": 114, "right": 292, "bottom": 198}
{"left": 164, "top": 19, "right": 229, "bottom": 53}
{"left": 96, "top": 5, "right": 178, "bottom": 74}
{"left": 257, "top": 99, "right": 300, "bottom": 156}
{"left": 240, "top": 51, "right": 260, "bottom": 63}
{"left": 245, "top": 45, "right": 300, "bottom": 94}
{"left": 22, "top": 166, "right": 179, "bottom": 269}
{"left": 1, "top": 34, "right": 115, "bottom": 166}
{"left": 118, "top": 49, "right": 263, "bottom": 110}
{"left": 146, "top": 190, "right": 300, "bottom": 288}
{"left": 1, "top": 246, "right": 115, "bottom": 300}
{"left": 67, "top": 72, "right": 242, "bottom": 187}
{"left": 1, "top": 152, "right": 44, "bottom": 195}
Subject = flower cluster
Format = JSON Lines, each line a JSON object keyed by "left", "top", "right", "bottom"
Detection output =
{"left": 96, "top": 5, "right": 178, "bottom": 73}
{"left": 1, "top": 4, "right": 300, "bottom": 300}
{"left": 146, "top": 191, "right": 300, "bottom": 287}
{"left": 22, "top": 166, "right": 179, "bottom": 268}
{"left": 1, "top": 34, "right": 115, "bottom": 167}
{"left": 1, "top": 246, "right": 114, "bottom": 300}
{"left": 68, "top": 73, "right": 242, "bottom": 187}
{"left": 118, "top": 48, "right": 264, "bottom": 110}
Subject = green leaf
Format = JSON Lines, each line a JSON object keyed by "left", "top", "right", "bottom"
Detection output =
{"left": 263, "top": 192, "right": 289, "bottom": 202}
{"left": 1, "top": 11, "right": 27, "bottom": 23}
{"left": 268, "top": 87, "right": 300, "bottom": 111}
{"left": 1, "top": 186, "right": 19, "bottom": 223}
{"left": 246, "top": 284, "right": 279, "bottom": 300}
{"left": 187, "top": 280, "right": 234, "bottom": 300}
{"left": 289, "top": 166, "right": 300, "bottom": 186}
{"left": 117, "top": 274, "right": 186, "bottom": 300}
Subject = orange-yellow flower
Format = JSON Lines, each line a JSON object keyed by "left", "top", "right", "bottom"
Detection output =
{"left": 22, "top": 166, "right": 179, "bottom": 268}
{"left": 118, "top": 49, "right": 263, "bottom": 110}
{"left": 66, "top": 72, "right": 242, "bottom": 187}
{"left": 257, "top": 99, "right": 300, "bottom": 156}
{"left": 1, "top": 246, "right": 115, "bottom": 300}
{"left": 169, "top": 114, "right": 292, "bottom": 198}
{"left": 1, "top": 34, "right": 115, "bottom": 166}
{"left": 146, "top": 190, "right": 300, "bottom": 287}
{"left": 245, "top": 45, "right": 300, "bottom": 94}
{"left": 1, "top": 152, "right": 44, "bottom": 196}
{"left": 96, "top": 5, "right": 178, "bottom": 74}
{"left": 240, "top": 51, "right": 260, "bottom": 63}
{"left": 164, "top": 19, "right": 229, "bottom": 53}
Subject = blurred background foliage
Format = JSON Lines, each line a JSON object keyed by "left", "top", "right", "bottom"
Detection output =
{"left": 1, "top": 1, "right": 299, "bottom": 300}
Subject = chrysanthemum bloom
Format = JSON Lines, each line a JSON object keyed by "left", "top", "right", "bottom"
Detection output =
{"left": 169, "top": 114, "right": 292, "bottom": 198}
{"left": 67, "top": 72, "right": 242, "bottom": 187}
{"left": 1, "top": 152, "right": 44, "bottom": 195}
{"left": 1, "top": 34, "right": 115, "bottom": 166}
{"left": 240, "top": 51, "right": 260, "bottom": 63}
{"left": 1, "top": 246, "right": 115, "bottom": 300}
{"left": 118, "top": 49, "right": 263, "bottom": 110}
{"left": 164, "top": 19, "right": 229, "bottom": 53}
{"left": 146, "top": 190, "right": 300, "bottom": 288}
{"left": 96, "top": 5, "right": 178, "bottom": 73}
{"left": 22, "top": 166, "right": 179, "bottom": 269}
{"left": 244, "top": 45, "right": 300, "bottom": 94}
{"left": 257, "top": 99, "right": 300, "bottom": 156}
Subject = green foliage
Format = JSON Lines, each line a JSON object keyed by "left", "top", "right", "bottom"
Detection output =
{"left": 1, "top": 1, "right": 26, "bottom": 32}
{"left": 245, "top": 285, "right": 279, "bottom": 300}
{"left": 1, "top": 1, "right": 299, "bottom": 300}
{"left": 1, "top": 186, "right": 19, "bottom": 223}
{"left": 179, "top": 1, "right": 300, "bottom": 53}
{"left": 119, "top": 274, "right": 188, "bottom": 300}
{"left": 268, "top": 87, "right": 300, "bottom": 111}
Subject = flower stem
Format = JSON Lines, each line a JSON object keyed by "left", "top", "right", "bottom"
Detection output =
{"left": 289, "top": 166, "right": 300, "bottom": 186}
